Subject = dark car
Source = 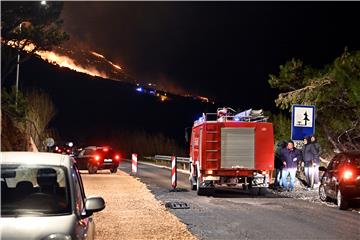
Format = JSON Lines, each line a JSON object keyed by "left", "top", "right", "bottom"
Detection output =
{"left": 75, "top": 146, "right": 121, "bottom": 174}
{"left": 319, "top": 151, "right": 360, "bottom": 210}
{"left": 53, "top": 142, "right": 75, "bottom": 156}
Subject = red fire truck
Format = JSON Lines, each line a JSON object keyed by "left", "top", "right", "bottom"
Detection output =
{"left": 189, "top": 107, "right": 274, "bottom": 195}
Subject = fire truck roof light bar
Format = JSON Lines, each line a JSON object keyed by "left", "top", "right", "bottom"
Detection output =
{"left": 195, "top": 108, "right": 269, "bottom": 124}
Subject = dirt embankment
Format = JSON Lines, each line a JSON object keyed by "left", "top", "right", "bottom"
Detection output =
{"left": 81, "top": 171, "right": 196, "bottom": 240}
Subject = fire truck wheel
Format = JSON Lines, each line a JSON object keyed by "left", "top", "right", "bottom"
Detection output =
{"left": 258, "top": 187, "right": 268, "bottom": 196}
{"left": 190, "top": 177, "right": 197, "bottom": 190}
{"left": 196, "top": 176, "right": 207, "bottom": 196}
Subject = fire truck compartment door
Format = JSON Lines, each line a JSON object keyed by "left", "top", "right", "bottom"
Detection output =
{"left": 220, "top": 127, "right": 255, "bottom": 169}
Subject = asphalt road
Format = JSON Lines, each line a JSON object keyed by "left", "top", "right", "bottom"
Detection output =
{"left": 118, "top": 160, "right": 360, "bottom": 240}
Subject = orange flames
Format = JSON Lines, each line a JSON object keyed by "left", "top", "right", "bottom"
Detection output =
{"left": 5, "top": 40, "right": 119, "bottom": 79}
{"left": 37, "top": 51, "right": 108, "bottom": 78}
{"left": 90, "top": 51, "right": 122, "bottom": 70}
{"left": 5, "top": 40, "right": 213, "bottom": 103}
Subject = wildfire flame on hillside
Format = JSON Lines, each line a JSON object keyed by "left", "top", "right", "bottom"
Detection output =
{"left": 37, "top": 51, "right": 108, "bottom": 78}
{"left": 6, "top": 40, "right": 117, "bottom": 78}
{"left": 90, "top": 51, "right": 122, "bottom": 70}
{"left": 5, "top": 40, "right": 213, "bottom": 103}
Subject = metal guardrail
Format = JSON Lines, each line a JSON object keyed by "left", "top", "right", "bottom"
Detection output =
{"left": 143, "top": 155, "right": 190, "bottom": 170}
{"left": 154, "top": 155, "right": 190, "bottom": 163}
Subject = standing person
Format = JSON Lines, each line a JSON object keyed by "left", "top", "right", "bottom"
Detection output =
{"left": 281, "top": 140, "right": 301, "bottom": 192}
{"left": 311, "top": 135, "right": 321, "bottom": 188}
{"left": 274, "top": 141, "right": 286, "bottom": 190}
{"left": 302, "top": 136, "right": 318, "bottom": 189}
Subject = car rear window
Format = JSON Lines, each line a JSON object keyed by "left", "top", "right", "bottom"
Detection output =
{"left": 350, "top": 156, "right": 360, "bottom": 166}
{"left": 96, "top": 148, "right": 115, "bottom": 157}
{"left": 1, "top": 164, "right": 71, "bottom": 216}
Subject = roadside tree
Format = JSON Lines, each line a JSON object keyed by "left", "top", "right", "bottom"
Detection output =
{"left": 269, "top": 49, "right": 360, "bottom": 153}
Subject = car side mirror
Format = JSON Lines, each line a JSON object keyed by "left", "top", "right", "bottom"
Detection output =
{"left": 319, "top": 166, "right": 327, "bottom": 172}
{"left": 85, "top": 196, "right": 105, "bottom": 216}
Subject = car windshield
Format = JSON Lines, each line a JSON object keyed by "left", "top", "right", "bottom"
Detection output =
{"left": 1, "top": 164, "right": 71, "bottom": 216}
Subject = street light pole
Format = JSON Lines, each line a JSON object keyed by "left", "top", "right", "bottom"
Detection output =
{"left": 15, "top": 1, "right": 47, "bottom": 109}
{"left": 15, "top": 23, "right": 22, "bottom": 109}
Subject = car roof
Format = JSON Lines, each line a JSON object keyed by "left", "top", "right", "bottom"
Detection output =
{"left": 84, "top": 146, "right": 112, "bottom": 150}
{"left": 1, "top": 152, "right": 72, "bottom": 168}
{"left": 338, "top": 151, "right": 360, "bottom": 157}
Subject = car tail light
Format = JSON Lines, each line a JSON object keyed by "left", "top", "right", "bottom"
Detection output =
{"left": 343, "top": 170, "right": 353, "bottom": 180}
{"left": 115, "top": 154, "right": 120, "bottom": 160}
{"left": 94, "top": 155, "right": 100, "bottom": 161}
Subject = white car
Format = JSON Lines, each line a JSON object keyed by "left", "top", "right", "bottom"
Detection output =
{"left": 1, "top": 152, "right": 105, "bottom": 240}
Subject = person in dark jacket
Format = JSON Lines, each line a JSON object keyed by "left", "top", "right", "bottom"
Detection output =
{"left": 281, "top": 140, "right": 302, "bottom": 191}
{"left": 302, "top": 136, "right": 319, "bottom": 189}
{"left": 274, "top": 140, "right": 287, "bottom": 190}
{"left": 310, "top": 135, "right": 321, "bottom": 187}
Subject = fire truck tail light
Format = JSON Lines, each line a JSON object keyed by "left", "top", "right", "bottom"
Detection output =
{"left": 343, "top": 170, "right": 353, "bottom": 180}
{"left": 206, "top": 170, "right": 213, "bottom": 175}
{"left": 94, "top": 155, "right": 100, "bottom": 161}
{"left": 115, "top": 154, "right": 120, "bottom": 160}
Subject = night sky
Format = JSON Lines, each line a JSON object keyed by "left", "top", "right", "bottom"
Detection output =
{"left": 6, "top": 2, "right": 360, "bottom": 149}
{"left": 61, "top": 2, "right": 360, "bottom": 107}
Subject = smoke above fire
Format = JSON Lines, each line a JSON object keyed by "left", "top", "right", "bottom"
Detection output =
{"left": 6, "top": 39, "right": 212, "bottom": 102}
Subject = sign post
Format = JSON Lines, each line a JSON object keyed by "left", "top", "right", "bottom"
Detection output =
{"left": 131, "top": 153, "right": 138, "bottom": 175}
{"left": 291, "top": 105, "right": 315, "bottom": 146}
{"left": 171, "top": 156, "right": 177, "bottom": 189}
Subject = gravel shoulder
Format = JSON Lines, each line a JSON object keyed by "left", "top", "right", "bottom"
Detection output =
{"left": 269, "top": 178, "right": 360, "bottom": 213}
{"left": 81, "top": 170, "right": 197, "bottom": 240}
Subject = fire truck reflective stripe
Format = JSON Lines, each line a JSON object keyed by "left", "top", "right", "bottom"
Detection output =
{"left": 171, "top": 156, "right": 177, "bottom": 189}
{"left": 206, "top": 159, "right": 218, "bottom": 162}
{"left": 206, "top": 140, "right": 218, "bottom": 142}
{"left": 207, "top": 131, "right": 218, "bottom": 133}
{"left": 206, "top": 150, "right": 218, "bottom": 152}
{"left": 131, "top": 153, "right": 138, "bottom": 174}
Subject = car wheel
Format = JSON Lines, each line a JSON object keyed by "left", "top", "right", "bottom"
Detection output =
{"left": 110, "top": 167, "right": 118, "bottom": 173}
{"left": 337, "top": 189, "right": 349, "bottom": 210}
{"left": 319, "top": 184, "right": 331, "bottom": 202}
{"left": 88, "top": 165, "right": 98, "bottom": 174}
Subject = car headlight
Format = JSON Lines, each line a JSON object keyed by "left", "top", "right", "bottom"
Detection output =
{"left": 43, "top": 233, "right": 72, "bottom": 240}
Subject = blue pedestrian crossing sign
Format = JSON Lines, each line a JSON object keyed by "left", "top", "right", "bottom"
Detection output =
{"left": 291, "top": 105, "right": 315, "bottom": 140}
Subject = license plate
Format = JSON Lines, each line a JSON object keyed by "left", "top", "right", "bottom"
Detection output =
{"left": 104, "top": 159, "right": 112, "bottom": 162}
